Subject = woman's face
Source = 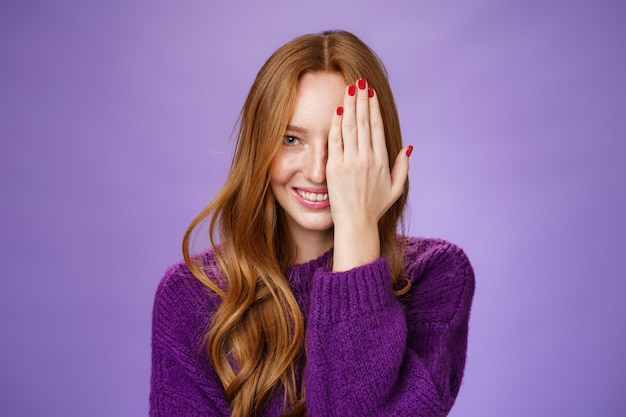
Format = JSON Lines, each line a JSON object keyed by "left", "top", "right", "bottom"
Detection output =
{"left": 270, "top": 71, "right": 347, "bottom": 245}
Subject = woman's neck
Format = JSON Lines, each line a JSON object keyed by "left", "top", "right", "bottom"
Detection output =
{"left": 291, "top": 229, "right": 333, "bottom": 265}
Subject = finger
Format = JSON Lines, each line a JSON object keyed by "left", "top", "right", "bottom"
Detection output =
{"left": 390, "top": 146, "right": 412, "bottom": 201}
{"left": 328, "top": 105, "right": 344, "bottom": 162}
{"left": 355, "top": 77, "right": 371, "bottom": 153}
{"left": 341, "top": 83, "right": 358, "bottom": 156}
{"left": 368, "top": 87, "right": 388, "bottom": 160}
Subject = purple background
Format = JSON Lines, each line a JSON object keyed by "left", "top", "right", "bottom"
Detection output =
{"left": 1, "top": 1, "right": 624, "bottom": 416}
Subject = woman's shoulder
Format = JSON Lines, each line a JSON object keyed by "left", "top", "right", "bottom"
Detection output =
{"left": 153, "top": 250, "right": 223, "bottom": 333}
{"left": 402, "top": 236, "right": 473, "bottom": 273}
{"left": 400, "top": 236, "right": 475, "bottom": 322}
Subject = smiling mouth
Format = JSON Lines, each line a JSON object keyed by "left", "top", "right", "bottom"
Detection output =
{"left": 296, "top": 189, "right": 329, "bottom": 202}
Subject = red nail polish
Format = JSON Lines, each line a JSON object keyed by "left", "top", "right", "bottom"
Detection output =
{"left": 358, "top": 78, "right": 366, "bottom": 90}
{"left": 336, "top": 106, "right": 344, "bottom": 116}
{"left": 368, "top": 87, "right": 374, "bottom": 98}
{"left": 406, "top": 145, "right": 414, "bottom": 157}
{"left": 348, "top": 85, "right": 356, "bottom": 96}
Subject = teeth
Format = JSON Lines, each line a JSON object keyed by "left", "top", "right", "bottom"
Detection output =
{"left": 297, "top": 189, "right": 329, "bottom": 202}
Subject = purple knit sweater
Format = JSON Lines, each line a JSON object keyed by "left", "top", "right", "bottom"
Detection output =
{"left": 150, "top": 237, "right": 475, "bottom": 416}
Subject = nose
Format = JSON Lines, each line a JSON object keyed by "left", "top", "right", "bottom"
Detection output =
{"left": 304, "top": 143, "right": 327, "bottom": 184}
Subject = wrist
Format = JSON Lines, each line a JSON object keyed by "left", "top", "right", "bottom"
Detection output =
{"left": 332, "top": 225, "right": 380, "bottom": 272}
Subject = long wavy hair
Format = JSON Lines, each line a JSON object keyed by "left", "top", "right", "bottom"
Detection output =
{"left": 182, "top": 30, "right": 409, "bottom": 417}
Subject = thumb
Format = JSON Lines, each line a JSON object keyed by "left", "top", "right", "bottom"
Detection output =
{"left": 390, "top": 145, "right": 412, "bottom": 200}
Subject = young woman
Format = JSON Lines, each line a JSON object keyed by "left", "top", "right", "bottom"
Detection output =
{"left": 150, "top": 30, "right": 475, "bottom": 417}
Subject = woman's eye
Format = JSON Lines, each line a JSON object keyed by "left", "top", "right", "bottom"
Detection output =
{"left": 283, "top": 135, "right": 299, "bottom": 145}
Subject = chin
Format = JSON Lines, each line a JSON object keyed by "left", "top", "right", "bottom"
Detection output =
{"left": 287, "top": 214, "right": 334, "bottom": 235}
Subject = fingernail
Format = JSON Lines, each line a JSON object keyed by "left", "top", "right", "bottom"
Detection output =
{"left": 358, "top": 78, "right": 366, "bottom": 90}
{"left": 368, "top": 86, "right": 374, "bottom": 98}
{"left": 406, "top": 145, "right": 414, "bottom": 157}
{"left": 348, "top": 85, "right": 356, "bottom": 96}
{"left": 336, "top": 106, "right": 344, "bottom": 116}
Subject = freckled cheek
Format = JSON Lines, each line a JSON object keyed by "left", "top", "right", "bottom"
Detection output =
{"left": 270, "top": 154, "right": 300, "bottom": 185}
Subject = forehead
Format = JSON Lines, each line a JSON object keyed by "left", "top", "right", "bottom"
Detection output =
{"left": 289, "top": 72, "right": 347, "bottom": 130}
{"left": 297, "top": 71, "right": 347, "bottom": 92}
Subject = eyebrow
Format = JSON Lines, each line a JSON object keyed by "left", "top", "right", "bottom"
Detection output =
{"left": 285, "top": 125, "right": 308, "bottom": 134}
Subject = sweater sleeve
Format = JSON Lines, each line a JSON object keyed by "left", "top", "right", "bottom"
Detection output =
{"left": 150, "top": 263, "right": 231, "bottom": 417}
{"left": 304, "top": 239, "right": 475, "bottom": 417}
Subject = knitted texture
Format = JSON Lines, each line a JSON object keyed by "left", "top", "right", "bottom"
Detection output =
{"left": 150, "top": 237, "right": 475, "bottom": 416}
